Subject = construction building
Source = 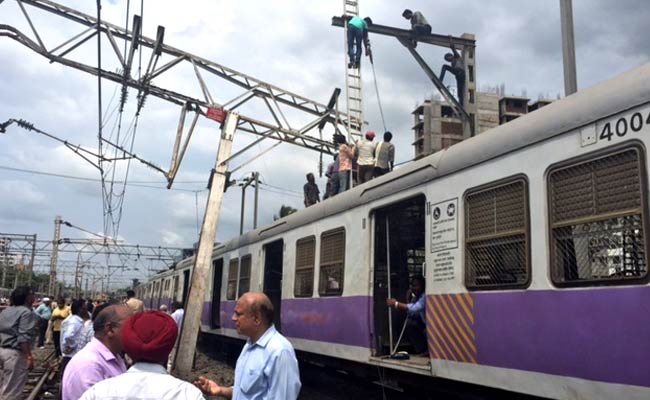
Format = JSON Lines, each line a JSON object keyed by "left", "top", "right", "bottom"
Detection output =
{"left": 412, "top": 92, "right": 553, "bottom": 159}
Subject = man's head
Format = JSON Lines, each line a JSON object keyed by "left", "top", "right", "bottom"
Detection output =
{"left": 171, "top": 301, "right": 183, "bottom": 312}
{"left": 306, "top": 173, "right": 315, "bottom": 183}
{"left": 444, "top": 53, "right": 454, "bottom": 62}
{"left": 159, "top": 304, "right": 168, "bottom": 312}
{"left": 93, "top": 304, "right": 132, "bottom": 354}
{"left": 363, "top": 17, "right": 373, "bottom": 26}
{"left": 232, "top": 292, "right": 274, "bottom": 342}
{"left": 42, "top": 297, "right": 51, "bottom": 305}
{"left": 71, "top": 298, "right": 87, "bottom": 317}
{"left": 384, "top": 131, "right": 393, "bottom": 142}
{"left": 411, "top": 274, "right": 425, "bottom": 297}
{"left": 402, "top": 9, "right": 413, "bottom": 20}
{"left": 10, "top": 286, "right": 34, "bottom": 307}
{"left": 365, "top": 131, "right": 375, "bottom": 141}
{"left": 57, "top": 296, "right": 66, "bottom": 308}
{"left": 126, "top": 290, "right": 135, "bottom": 299}
{"left": 120, "top": 311, "right": 178, "bottom": 365}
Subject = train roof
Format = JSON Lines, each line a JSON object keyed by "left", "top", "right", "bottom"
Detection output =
{"left": 216, "top": 63, "right": 650, "bottom": 255}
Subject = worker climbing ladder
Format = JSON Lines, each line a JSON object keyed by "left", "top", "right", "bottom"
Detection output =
{"left": 343, "top": 0, "right": 364, "bottom": 141}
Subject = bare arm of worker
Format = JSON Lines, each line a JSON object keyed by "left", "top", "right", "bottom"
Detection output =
{"left": 19, "top": 342, "right": 34, "bottom": 371}
{"left": 194, "top": 376, "right": 233, "bottom": 398}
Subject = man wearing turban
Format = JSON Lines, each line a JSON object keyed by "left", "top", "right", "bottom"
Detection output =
{"left": 79, "top": 311, "right": 204, "bottom": 399}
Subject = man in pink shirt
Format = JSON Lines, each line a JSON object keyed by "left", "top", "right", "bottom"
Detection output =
{"left": 62, "top": 304, "right": 132, "bottom": 400}
{"left": 336, "top": 135, "right": 355, "bottom": 194}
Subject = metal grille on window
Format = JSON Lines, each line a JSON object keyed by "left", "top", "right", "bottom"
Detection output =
{"left": 295, "top": 237, "right": 315, "bottom": 297}
{"left": 549, "top": 149, "right": 647, "bottom": 284}
{"left": 465, "top": 179, "right": 529, "bottom": 289}
{"left": 319, "top": 229, "right": 345, "bottom": 296}
{"left": 227, "top": 259, "right": 238, "bottom": 300}
{"left": 238, "top": 255, "right": 251, "bottom": 298}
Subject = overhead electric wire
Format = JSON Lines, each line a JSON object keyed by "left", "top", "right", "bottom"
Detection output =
{"left": 0, "top": 165, "right": 204, "bottom": 192}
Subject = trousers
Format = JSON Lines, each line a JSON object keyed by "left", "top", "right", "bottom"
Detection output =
{"left": 0, "top": 347, "right": 28, "bottom": 399}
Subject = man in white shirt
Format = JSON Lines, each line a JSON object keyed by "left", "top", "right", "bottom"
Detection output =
{"left": 356, "top": 131, "right": 376, "bottom": 184}
{"left": 80, "top": 311, "right": 204, "bottom": 400}
{"left": 170, "top": 301, "right": 184, "bottom": 334}
{"left": 60, "top": 299, "right": 87, "bottom": 377}
{"left": 194, "top": 292, "right": 301, "bottom": 399}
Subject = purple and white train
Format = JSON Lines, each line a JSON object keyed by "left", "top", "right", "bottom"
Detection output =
{"left": 139, "top": 64, "right": 650, "bottom": 399}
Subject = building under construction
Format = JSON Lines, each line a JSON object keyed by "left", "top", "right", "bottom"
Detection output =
{"left": 412, "top": 92, "right": 554, "bottom": 159}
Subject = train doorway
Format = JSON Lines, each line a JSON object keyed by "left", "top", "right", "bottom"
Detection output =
{"left": 373, "top": 195, "right": 426, "bottom": 356}
{"left": 263, "top": 239, "right": 284, "bottom": 331}
{"left": 182, "top": 269, "right": 190, "bottom": 306}
{"left": 211, "top": 259, "right": 223, "bottom": 328}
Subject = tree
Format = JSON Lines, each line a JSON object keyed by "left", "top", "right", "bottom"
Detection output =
{"left": 273, "top": 205, "right": 297, "bottom": 221}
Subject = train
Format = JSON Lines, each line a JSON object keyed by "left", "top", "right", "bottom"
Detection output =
{"left": 138, "top": 63, "right": 650, "bottom": 400}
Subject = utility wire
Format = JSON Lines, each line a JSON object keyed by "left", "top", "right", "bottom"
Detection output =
{"left": 0, "top": 165, "right": 204, "bottom": 192}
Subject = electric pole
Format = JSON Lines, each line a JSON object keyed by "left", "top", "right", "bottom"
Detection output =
{"left": 49, "top": 216, "right": 61, "bottom": 296}
{"left": 560, "top": 0, "right": 578, "bottom": 95}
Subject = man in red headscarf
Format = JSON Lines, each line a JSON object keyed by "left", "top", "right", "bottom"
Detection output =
{"left": 79, "top": 311, "right": 204, "bottom": 399}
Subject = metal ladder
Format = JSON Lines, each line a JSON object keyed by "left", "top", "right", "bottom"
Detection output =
{"left": 343, "top": 0, "right": 364, "bottom": 141}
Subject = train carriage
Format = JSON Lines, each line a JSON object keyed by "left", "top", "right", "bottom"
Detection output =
{"left": 145, "top": 64, "right": 650, "bottom": 400}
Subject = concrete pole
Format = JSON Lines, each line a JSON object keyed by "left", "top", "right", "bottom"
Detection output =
{"left": 48, "top": 216, "right": 61, "bottom": 296}
{"left": 560, "top": 0, "right": 578, "bottom": 95}
{"left": 1, "top": 239, "right": 8, "bottom": 288}
{"left": 28, "top": 234, "right": 36, "bottom": 286}
{"left": 174, "top": 112, "right": 239, "bottom": 374}
{"left": 240, "top": 182, "right": 246, "bottom": 236}
{"left": 253, "top": 172, "right": 259, "bottom": 229}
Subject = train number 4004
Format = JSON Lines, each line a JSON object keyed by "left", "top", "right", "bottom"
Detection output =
{"left": 599, "top": 111, "right": 650, "bottom": 141}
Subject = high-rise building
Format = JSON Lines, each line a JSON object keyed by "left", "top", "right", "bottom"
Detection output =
{"left": 412, "top": 93, "right": 552, "bottom": 159}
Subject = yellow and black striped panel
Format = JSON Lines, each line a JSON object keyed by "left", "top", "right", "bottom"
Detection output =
{"left": 426, "top": 293, "right": 477, "bottom": 364}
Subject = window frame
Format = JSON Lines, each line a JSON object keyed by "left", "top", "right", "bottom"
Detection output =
{"left": 294, "top": 236, "right": 316, "bottom": 298}
{"left": 546, "top": 144, "right": 650, "bottom": 287}
{"left": 226, "top": 258, "right": 239, "bottom": 300}
{"left": 464, "top": 175, "right": 531, "bottom": 290}
{"left": 318, "top": 228, "right": 346, "bottom": 297}
{"left": 238, "top": 254, "right": 252, "bottom": 298}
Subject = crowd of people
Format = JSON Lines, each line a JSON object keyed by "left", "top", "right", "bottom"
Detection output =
{"left": 0, "top": 286, "right": 302, "bottom": 400}
{"left": 303, "top": 130, "right": 396, "bottom": 207}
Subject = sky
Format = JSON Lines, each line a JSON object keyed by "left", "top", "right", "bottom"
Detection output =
{"left": 1, "top": 0, "right": 649, "bottom": 286}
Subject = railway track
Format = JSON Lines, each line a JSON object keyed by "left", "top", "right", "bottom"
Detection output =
{"left": 23, "top": 350, "right": 59, "bottom": 400}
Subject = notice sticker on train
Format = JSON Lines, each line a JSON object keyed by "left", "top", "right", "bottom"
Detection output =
{"left": 430, "top": 198, "right": 458, "bottom": 253}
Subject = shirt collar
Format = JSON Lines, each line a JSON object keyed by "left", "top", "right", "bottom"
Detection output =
{"left": 127, "top": 362, "right": 167, "bottom": 375}
{"left": 92, "top": 338, "right": 118, "bottom": 362}
{"left": 248, "top": 325, "right": 277, "bottom": 349}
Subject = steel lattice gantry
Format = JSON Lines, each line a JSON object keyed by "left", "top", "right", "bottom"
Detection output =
{"left": 0, "top": 0, "right": 359, "bottom": 185}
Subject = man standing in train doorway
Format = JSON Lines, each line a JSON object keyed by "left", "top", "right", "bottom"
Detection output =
{"left": 386, "top": 275, "right": 427, "bottom": 356}
{"left": 194, "top": 292, "right": 301, "bottom": 399}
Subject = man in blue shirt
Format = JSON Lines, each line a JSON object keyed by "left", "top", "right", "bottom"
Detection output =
{"left": 195, "top": 292, "right": 301, "bottom": 399}
{"left": 34, "top": 296, "right": 52, "bottom": 348}
{"left": 386, "top": 275, "right": 427, "bottom": 355}
{"left": 345, "top": 15, "right": 373, "bottom": 69}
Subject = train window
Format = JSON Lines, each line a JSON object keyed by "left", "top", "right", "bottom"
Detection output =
{"left": 227, "top": 258, "right": 238, "bottom": 300}
{"left": 548, "top": 147, "right": 648, "bottom": 286}
{"left": 465, "top": 178, "right": 530, "bottom": 289}
{"left": 294, "top": 236, "right": 316, "bottom": 297}
{"left": 238, "top": 255, "right": 251, "bottom": 297}
{"left": 319, "top": 228, "right": 345, "bottom": 296}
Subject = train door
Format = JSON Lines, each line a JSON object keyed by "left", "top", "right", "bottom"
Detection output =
{"left": 182, "top": 269, "right": 190, "bottom": 305}
{"left": 263, "top": 240, "right": 283, "bottom": 331}
{"left": 211, "top": 259, "right": 223, "bottom": 328}
{"left": 372, "top": 195, "right": 426, "bottom": 356}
